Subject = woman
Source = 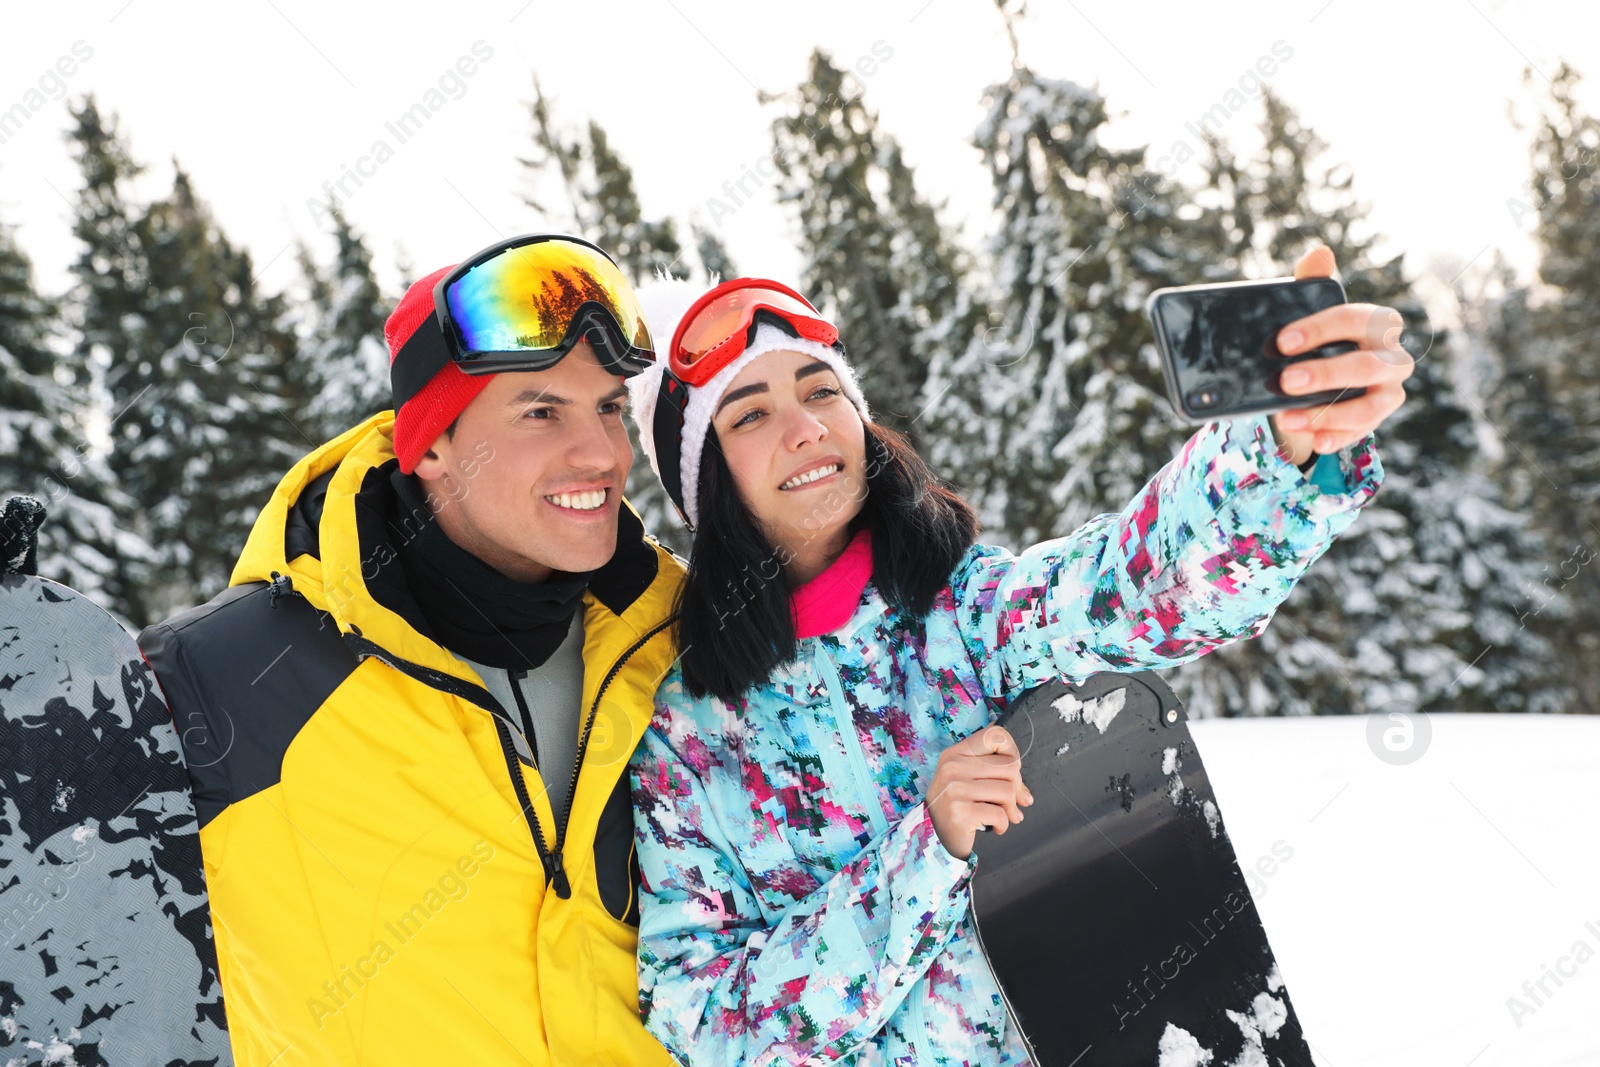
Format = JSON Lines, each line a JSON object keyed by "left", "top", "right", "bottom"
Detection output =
{"left": 625, "top": 247, "right": 1408, "bottom": 1065}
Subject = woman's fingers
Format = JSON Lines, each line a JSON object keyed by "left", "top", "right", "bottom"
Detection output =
{"left": 960, "top": 777, "right": 1026, "bottom": 822}
{"left": 961, "top": 724, "right": 1020, "bottom": 759}
{"left": 1278, "top": 303, "right": 1410, "bottom": 359}
{"left": 1292, "top": 244, "right": 1338, "bottom": 280}
{"left": 967, "top": 802, "right": 1014, "bottom": 835}
{"left": 965, "top": 751, "right": 1025, "bottom": 774}
{"left": 945, "top": 782, "right": 1018, "bottom": 833}
{"left": 1279, "top": 346, "right": 1415, "bottom": 398}
{"left": 968, "top": 754, "right": 1033, "bottom": 805}
{"left": 1267, "top": 307, "right": 1420, "bottom": 454}
{"left": 951, "top": 731, "right": 1032, "bottom": 803}
{"left": 935, "top": 777, "right": 1024, "bottom": 824}
{"left": 930, "top": 724, "right": 1037, "bottom": 857}
{"left": 1275, "top": 342, "right": 1413, "bottom": 453}
{"left": 1295, "top": 396, "right": 1404, "bottom": 452}
{"left": 1276, "top": 382, "right": 1408, "bottom": 436}
{"left": 1267, "top": 258, "right": 1413, "bottom": 455}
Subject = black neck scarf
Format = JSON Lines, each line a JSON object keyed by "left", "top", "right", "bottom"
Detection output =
{"left": 389, "top": 469, "right": 589, "bottom": 671}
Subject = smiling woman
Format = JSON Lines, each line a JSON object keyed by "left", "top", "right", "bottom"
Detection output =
{"left": 626, "top": 276, "right": 978, "bottom": 699}
{"left": 681, "top": 353, "right": 975, "bottom": 694}
{"left": 622, "top": 270, "right": 1395, "bottom": 1066}
{"left": 710, "top": 351, "right": 870, "bottom": 580}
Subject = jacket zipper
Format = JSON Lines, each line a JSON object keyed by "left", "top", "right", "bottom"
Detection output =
{"left": 543, "top": 614, "right": 676, "bottom": 898}
{"left": 507, "top": 669, "right": 541, "bottom": 766}
{"left": 811, "top": 638, "right": 889, "bottom": 839}
{"left": 343, "top": 632, "right": 561, "bottom": 883}
{"left": 345, "top": 616, "right": 675, "bottom": 900}
{"left": 902, "top": 981, "right": 930, "bottom": 1055}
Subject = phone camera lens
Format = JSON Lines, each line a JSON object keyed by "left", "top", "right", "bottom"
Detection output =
{"left": 1187, "top": 385, "right": 1222, "bottom": 410}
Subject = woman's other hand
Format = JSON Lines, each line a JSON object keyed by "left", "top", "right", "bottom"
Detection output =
{"left": 926, "top": 725, "right": 1033, "bottom": 860}
{"left": 1269, "top": 244, "right": 1415, "bottom": 465}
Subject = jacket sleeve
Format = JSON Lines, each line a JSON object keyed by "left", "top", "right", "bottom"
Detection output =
{"left": 952, "top": 413, "right": 1384, "bottom": 704}
{"left": 630, "top": 711, "right": 974, "bottom": 1066}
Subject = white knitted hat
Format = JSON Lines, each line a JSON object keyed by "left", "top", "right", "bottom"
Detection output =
{"left": 627, "top": 276, "right": 871, "bottom": 530}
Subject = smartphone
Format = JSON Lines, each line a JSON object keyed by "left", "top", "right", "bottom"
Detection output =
{"left": 1144, "top": 276, "right": 1363, "bottom": 424}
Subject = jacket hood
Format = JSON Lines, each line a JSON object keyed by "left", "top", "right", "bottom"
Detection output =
{"left": 231, "top": 411, "right": 678, "bottom": 689}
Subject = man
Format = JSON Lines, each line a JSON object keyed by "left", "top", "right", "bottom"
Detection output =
{"left": 139, "top": 235, "right": 683, "bottom": 1065}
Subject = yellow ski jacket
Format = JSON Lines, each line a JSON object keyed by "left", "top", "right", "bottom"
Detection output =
{"left": 138, "top": 412, "right": 683, "bottom": 1066}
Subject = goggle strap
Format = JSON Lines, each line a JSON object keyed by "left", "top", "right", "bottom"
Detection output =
{"left": 391, "top": 313, "right": 454, "bottom": 411}
{"left": 653, "top": 372, "right": 693, "bottom": 530}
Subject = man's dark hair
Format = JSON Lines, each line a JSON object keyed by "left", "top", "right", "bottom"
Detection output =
{"left": 675, "top": 422, "right": 978, "bottom": 702}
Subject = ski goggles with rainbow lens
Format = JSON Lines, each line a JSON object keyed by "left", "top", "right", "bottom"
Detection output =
{"left": 668, "top": 278, "right": 839, "bottom": 387}
{"left": 391, "top": 234, "right": 655, "bottom": 410}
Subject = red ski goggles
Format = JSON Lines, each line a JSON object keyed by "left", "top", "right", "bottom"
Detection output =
{"left": 392, "top": 234, "right": 655, "bottom": 410}
{"left": 668, "top": 278, "right": 839, "bottom": 386}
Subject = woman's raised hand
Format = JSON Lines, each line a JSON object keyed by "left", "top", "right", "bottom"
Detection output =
{"left": 1269, "top": 244, "right": 1415, "bottom": 463}
{"left": 925, "top": 724, "right": 1034, "bottom": 860}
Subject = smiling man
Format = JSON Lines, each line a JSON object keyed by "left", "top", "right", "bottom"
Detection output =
{"left": 137, "top": 235, "right": 684, "bottom": 1066}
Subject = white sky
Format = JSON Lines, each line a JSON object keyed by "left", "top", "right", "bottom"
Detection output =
{"left": 1, "top": 0, "right": 1595, "bottom": 306}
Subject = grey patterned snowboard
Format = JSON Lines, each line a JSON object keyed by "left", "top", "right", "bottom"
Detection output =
{"left": 0, "top": 572, "right": 231, "bottom": 1066}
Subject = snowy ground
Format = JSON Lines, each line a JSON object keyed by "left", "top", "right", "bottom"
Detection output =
{"left": 1189, "top": 714, "right": 1600, "bottom": 1067}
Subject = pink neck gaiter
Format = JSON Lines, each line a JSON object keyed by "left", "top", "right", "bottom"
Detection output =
{"left": 790, "top": 529, "right": 874, "bottom": 639}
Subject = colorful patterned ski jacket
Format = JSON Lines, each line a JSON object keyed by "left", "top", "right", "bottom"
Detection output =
{"left": 629, "top": 415, "right": 1382, "bottom": 1066}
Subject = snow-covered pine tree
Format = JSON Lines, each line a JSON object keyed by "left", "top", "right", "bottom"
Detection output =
{"left": 764, "top": 50, "right": 977, "bottom": 443}
{"left": 1473, "top": 62, "right": 1600, "bottom": 712}
{"left": 578, "top": 121, "right": 686, "bottom": 282}
{"left": 690, "top": 221, "right": 737, "bottom": 286}
{"left": 0, "top": 214, "right": 130, "bottom": 608}
{"left": 290, "top": 204, "right": 391, "bottom": 443}
{"left": 64, "top": 97, "right": 168, "bottom": 622}
{"left": 68, "top": 98, "right": 303, "bottom": 623}
{"left": 1457, "top": 262, "right": 1582, "bottom": 714}
{"left": 521, "top": 78, "right": 690, "bottom": 283}
{"left": 1173, "top": 88, "right": 1562, "bottom": 717}
{"left": 138, "top": 170, "right": 303, "bottom": 620}
{"left": 918, "top": 61, "right": 1192, "bottom": 547}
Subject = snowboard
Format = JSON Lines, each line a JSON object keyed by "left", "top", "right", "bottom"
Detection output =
{"left": 0, "top": 570, "right": 232, "bottom": 1065}
{"left": 970, "top": 671, "right": 1314, "bottom": 1067}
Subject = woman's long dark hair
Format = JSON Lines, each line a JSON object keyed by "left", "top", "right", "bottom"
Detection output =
{"left": 676, "top": 420, "right": 978, "bottom": 702}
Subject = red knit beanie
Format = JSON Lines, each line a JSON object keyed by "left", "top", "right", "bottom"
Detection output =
{"left": 384, "top": 265, "right": 495, "bottom": 474}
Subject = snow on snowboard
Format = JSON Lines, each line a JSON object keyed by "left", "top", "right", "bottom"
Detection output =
{"left": 971, "top": 671, "right": 1315, "bottom": 1067}
{"left": 1, "top": 511, "right": 231, "bottom": 1066}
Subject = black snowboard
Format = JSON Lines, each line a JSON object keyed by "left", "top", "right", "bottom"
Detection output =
{"left": 970, "top": 671, "right": 1314, "bottom": 1067}
{"left": 0, "top": 572, "right": 232, "bottom": 1066}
